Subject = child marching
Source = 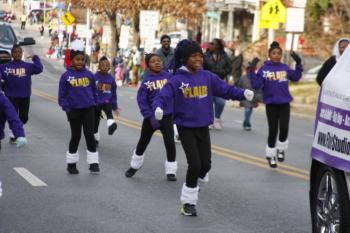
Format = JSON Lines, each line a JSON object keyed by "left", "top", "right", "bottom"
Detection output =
{"left": 125, "top": 53, "right": 177, "bottom": 181}
{"left": 154, "top": 40, "right": 253, "bottom": 216}
{"left": 58, "top": 40, "right": 100, "bottom": 174}
{"left": 248, "top": 41, "right": 303, "bottom": 168}
{"left": 0, "top": 91, "right": 28, "bottom": 198}
{"left": 93, "top": 56, "right": 119, "bottom": 147}
{"left": 0, "top": 44, "right": 43, "bottom": 142}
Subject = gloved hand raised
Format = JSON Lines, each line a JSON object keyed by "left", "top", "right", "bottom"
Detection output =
{"left": 16, "top": 137, "right": 28, "bottom": 148}
{"left": 149, "top": 117, "right": 161, "bottom": 130}
{"left": 247, "top": 57, "right": 260, "bottom": 72}
{"left": 244, "top": 90, "right": 254, "bottom": 101}
{"left": 155, "top": 107, "right": 163, "bottom": 120}
{"left": 291, "top": 51, "right": 301, "bottom": 64}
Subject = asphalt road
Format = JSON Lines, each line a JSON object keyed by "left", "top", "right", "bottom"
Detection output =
{"left": 0, "top": 21, "right": 315, "bottom": 233}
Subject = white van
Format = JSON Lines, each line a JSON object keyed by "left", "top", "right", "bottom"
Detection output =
{"left": 310, "top": 46, "right": 350, "bottom": 232}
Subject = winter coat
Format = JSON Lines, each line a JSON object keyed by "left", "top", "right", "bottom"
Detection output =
{"left": 204, "top": 51, "right": 232, "bottom": 80}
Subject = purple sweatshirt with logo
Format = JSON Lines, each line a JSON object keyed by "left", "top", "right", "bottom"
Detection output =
{"left": 0, "top": 56, "right": 43, "bottom": 98}
{"left": 94, "top": 72, "right": 118, "bottom": 110}
{"left": 249, "top": 61, "right": 303, "bottom": 104}
{"left": 58, "top": 68, "right": 97, "bottom": 112}
{"left": 0, "top": 92, "right": 25, "bottom": 140}
{"left": 155, "top": 68, "right": 245, "bottom": 128}
{"left": 137, "top": 70, "right": 173, "bottom": 119}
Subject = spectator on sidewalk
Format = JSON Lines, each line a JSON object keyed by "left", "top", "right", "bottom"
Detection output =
{"left": 203, "top": 38, "right": 232, "bottom": 130}
{"left": 316, "top": 38, "right": 350, "bottom": 86}
{"left": 20, "top": 14, "right": 27, "bottom": 30}
{"left": 156, "top": 35, "right": 174, "bottom": 69}
{"left": 39, "top": 24, "right": 44, "bottom": 38}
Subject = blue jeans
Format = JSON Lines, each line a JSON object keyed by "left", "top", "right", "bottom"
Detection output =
{"left": 243, "top": 107, "right": 253, "bottom": 127}
{"left": 213, "top": 96, "right": 225, "bottom": 119}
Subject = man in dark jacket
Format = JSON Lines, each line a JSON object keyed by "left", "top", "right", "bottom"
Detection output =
{"left": 316, "top": 38, "right": 349, "bottom": 86}
{"left": 204, "top": 38, "right": 232, "bottom": 130}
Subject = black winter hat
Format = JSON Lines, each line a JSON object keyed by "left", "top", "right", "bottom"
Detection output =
{"left": 181, "top": 40, "right": 203, "bottom": 64}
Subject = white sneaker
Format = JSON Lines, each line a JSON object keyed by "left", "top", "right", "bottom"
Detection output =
{"left": 213, "top": 118, "right": 222, "bottom": 130}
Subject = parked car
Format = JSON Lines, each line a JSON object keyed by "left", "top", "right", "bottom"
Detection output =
{"left": 0, "top": 24, "right": 36, "bottom": 64}
{"left": 309, "top": 46, "right": 350, "bottom": 233}
{"left": 0, "top": 10, "right": 6, "bottom": 21}
{"left": 302, "top": 64, "right": 321, "bottom": 82}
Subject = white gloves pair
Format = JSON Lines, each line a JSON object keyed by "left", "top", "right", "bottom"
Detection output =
{"left": 244, "top": 90, "right": 254, "bottom": 101}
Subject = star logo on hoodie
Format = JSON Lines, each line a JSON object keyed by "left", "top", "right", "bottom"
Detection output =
{"left": 4, "top": 67, "right": 12, "bottom": 76}
{"left": 144, "top": 81, "right": 154, "bottom": 91}
{"left": 67, "top": 76, "right": 75, "bottom": 82}
{"left": 179, "top": 82, "right": 189, "bottom": 93}
{"left": 263, "top": 71, "right": 273, "bottom": 79}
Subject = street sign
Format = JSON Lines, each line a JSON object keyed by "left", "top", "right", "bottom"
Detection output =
{"left": 285, "top": 7, "right": 305, "bottom": 32}
{"left": 260, "top": 0, "right": 286, "bottom": 23}
{"left": 259, "top": 20, "right": 279, "bottom": 29}
{"left": 287, "top": 0, "right": 307, "bottom": 8}
{"left": 62, "top": 12, "right": 75, "bottom": 26}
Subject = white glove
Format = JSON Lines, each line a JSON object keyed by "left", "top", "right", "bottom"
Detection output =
{"left": 244, "top": 90, "right": 254, "bottom": 101}
{"left": 155, "top": 107, "right": 164, "bottom": 120}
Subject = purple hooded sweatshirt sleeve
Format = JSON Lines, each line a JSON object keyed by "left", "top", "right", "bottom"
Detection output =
{"left": 0, "top": 93, "right": 25, "bottom": 139}
{"left": 137, "top": 81, "right": 153, "bottom": 118}
{"left": 210, "top": 72, "right": 245, "bottom": 100}
{"left": 29, "top": 55, "right": 44, "bottom": 74}
{"left": 111, "top": 80, "right": 118, "bottom": 110}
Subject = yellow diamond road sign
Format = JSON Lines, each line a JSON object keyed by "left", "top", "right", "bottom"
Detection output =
{"left": 62, "top": 12, "right": 75, "bottom": 26}
{"left": 259, "top": 0, "right": 286, "bottom": 29}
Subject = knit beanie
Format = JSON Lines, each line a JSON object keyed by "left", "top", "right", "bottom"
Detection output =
{"left": 181, "top": 40, "right": 203, "bottom": 64}
{"left": 70, "top": 39, "right": 85, "bottom": 60}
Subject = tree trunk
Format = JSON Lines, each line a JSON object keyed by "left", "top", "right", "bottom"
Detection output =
{"left": 133, "top": 13, "right": 141, "bottom": 48}
{"left": 109, "top": 14, "right": 118, "bottom": 60}
{"left": 108, "top": 13, "right": 119, "bottom": 75}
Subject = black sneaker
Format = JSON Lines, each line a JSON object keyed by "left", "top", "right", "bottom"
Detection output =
{"left": 67, "top": 163, "right": 79, "bottom": 174}
{"left": 277, "top": 150, "right": 285, "bottom": 162}
{"left": 108, "top": 122, "right": 117, "bottom": 135}
{"left": 89, "top": 163, "right": 100, "bottom": 173}
{"left": 180, "top": 204, "right": 197, "bottom": 216}
{"left": 166, "top": 174, "right": 177, "bottom": 181}
{"left": 9, "top": 137, "right": 16, "bottom": 144}
{"left": 267, "top": 157, "right": 277, "bottom": 168}
{"left": 125, "top": 168, "right": 138, "bottom": 178}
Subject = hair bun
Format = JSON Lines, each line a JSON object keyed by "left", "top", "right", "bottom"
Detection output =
{"left": 270, "top": 41, "right": 280, "bottom": 48}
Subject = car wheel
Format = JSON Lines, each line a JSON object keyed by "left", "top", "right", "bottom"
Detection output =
{"left": 311, "top": 164, "right": 350, "bottom": 233}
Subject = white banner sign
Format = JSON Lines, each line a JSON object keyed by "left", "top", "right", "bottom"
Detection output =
{"left": 285, "top": 8, "right": 305, "bottom": 32}
{"left": 139, "top": 10, "right": 159, "bottom": 39}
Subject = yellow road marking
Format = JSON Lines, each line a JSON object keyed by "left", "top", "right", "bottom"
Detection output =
{"left": 32, "top": 88, "right": 310, "bottom": 181}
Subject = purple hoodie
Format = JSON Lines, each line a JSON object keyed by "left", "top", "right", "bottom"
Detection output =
{"left": 0, "top": 92, "right": 25, "bottom": 140}
{"left": 0, "top": 55, "right": 43, "bottom": 98}
{"left": 250, "top": 61, "right": 303, "bottom": 104}
{"left": 94, "top": 72, "right": 118, "bottom": 110}
{"left": 58, "top": 67, "right": 97, "bottom": 112}
{"left": 137, "top": 71, "right": 173, "bottom": 119}
{"left": 155, "top": 68, "right": 245, "bottom": 128}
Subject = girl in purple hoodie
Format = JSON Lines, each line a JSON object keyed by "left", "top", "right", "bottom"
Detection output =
{"left": 155, "top": 40, "right": 253, "bottom": 216}
{"left": 0, "top": 44, "right": 43, "bottom": 143}
{"left": 93, "top": 56, "right": 119, "bottom": 147}
{"left": 125, "top": 53, "right": 177, "bottom": 181}
{"left": 58, "top": 41, "right": 99, "bottom": 174}
{"left": 249, "top": 41, "right": 303, "bottom": 168}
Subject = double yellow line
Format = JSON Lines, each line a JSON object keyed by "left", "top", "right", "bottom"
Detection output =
{"left": 32, "top": 88, "right": 310, "bottom": 181}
